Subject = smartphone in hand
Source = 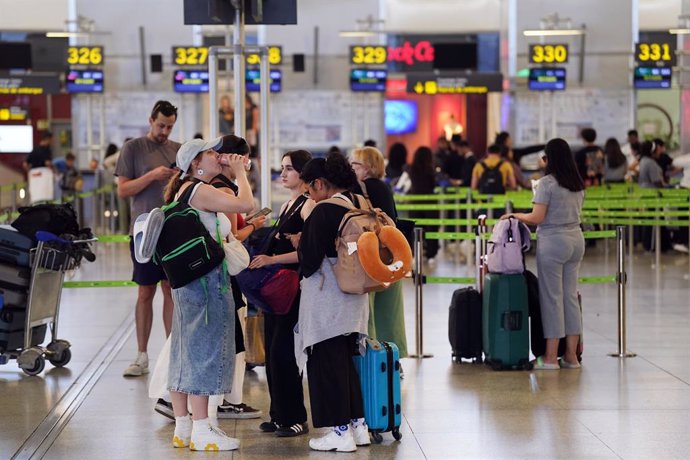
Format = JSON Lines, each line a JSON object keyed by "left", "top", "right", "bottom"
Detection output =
{"left": 246, "top": 207, "right": 272, "bottom": 222}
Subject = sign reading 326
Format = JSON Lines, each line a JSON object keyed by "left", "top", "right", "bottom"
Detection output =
{"left": 67, "top": 47, "right": 104, "bottom": 66}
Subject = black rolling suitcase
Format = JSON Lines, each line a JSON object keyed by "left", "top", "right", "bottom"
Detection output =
{"left": 525, "top": 270, "right": 583, "bottom": 361}
{"left": 0, "top": 228, "right": 33, "bottom": 267}
{"left": 448, "top": 216, "right": 490, "bottom": 363}
{"left": 0, "top": 307, "right": 47, "bottom": 353}
{"left": 449, "top": 287, "right": 483, "bottom": 362}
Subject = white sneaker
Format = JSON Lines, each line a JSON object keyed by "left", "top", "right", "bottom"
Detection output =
{"left": 190, "top": 419, "right": 240, "bottom": 451}
{"left": 172, "top": 415, "right": 192, "bottom": 448}
{"left": 352, "top": 422, "right": 371, "bottom": 446}
{"left": 123, "top": 352, "right": 148, "bottom": 377}
{"left": 309, "top": 426, "right": 357, "bottom": 453}
{"left": 673, "top": 243, "right": 689, "bottom": 254}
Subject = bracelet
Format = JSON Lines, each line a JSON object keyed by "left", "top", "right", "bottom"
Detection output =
{"left": 247, "top": 222, "right": 255, "bottom": 231}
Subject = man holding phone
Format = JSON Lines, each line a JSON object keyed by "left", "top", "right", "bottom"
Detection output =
{"left": 116, "top": 100, "right": 180, "bottom": 379}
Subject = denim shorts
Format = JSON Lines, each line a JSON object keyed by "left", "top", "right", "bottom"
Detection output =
{"left": 168, "top": 264, "right": 236, "bottom": 395}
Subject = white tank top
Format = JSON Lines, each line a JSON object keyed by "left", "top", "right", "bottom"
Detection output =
{"left": 178, "top": 182, "right": 232, "bottom": 239}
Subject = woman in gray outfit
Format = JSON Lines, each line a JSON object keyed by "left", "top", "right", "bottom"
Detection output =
{"left": 503, "top": 138, "right": 585, "bottom": 370}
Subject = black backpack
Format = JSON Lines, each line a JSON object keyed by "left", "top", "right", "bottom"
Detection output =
{"left": 154, "top": 182, "right": 225, "bottom": 289}
{"left": 478, "top": 160, "right": 506, "bottom": 194}
{"left": 12, "top": 203, "right": 81, "bottom": 241}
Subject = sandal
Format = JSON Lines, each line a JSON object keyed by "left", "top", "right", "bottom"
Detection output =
{"left": 559, "top": 359, "right": 581, "bottom": 369}
{"left": 532, "top": 356, "right": 560, "bottom": 370}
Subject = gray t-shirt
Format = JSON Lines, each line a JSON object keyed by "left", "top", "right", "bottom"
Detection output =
{"left": 115, "top": 136, "right": 180, "bottom": 233}
{"left": 638, "top": 156, "right": 663, "bottom": 188}
{"left": 533, "top": 175, "right": 584, "bottom": 234}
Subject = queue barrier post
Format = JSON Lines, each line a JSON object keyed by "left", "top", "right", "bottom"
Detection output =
{"left": 409, "top": 226, "right": 433, "bottom": 359}
{"left": 609, "top": 225, "right": 636, "bottom": 358}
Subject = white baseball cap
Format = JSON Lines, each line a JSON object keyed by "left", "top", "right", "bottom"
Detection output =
{"left": 176, "top": 137, "right": 223, "bottom": 178}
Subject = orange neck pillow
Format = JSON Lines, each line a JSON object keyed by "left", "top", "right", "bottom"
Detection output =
{"left": 357, "top": 226, "right": 413, "bottom": 284}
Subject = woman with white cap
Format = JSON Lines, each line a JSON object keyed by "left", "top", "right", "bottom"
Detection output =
{"left": 162, "top": 137, "right": 254, "bottom": 452}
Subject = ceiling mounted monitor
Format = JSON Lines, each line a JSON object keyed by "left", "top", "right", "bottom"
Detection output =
{"left": 184, "top": 0, "right": 297, "bottom": 25}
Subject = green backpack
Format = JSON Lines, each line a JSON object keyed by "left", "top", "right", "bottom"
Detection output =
{"left": 154, "top": 182, "right": 225, "bottom": 289}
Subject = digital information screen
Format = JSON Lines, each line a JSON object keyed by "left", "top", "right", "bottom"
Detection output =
{"left": 528, "top": 68, "right": 566, "bottom": 91}
{"left": 634, "top": 66, "right": 672, "bottom": 89}
{"left": 246, "top": 69, "right": 282, "bottom": 92}
{"left": 65, "top": 69, "right": 104, "bottom": 93}
{"left": 384, "top": 100, "right": 418, "bottom": 135}
{"left": 173, "top": 69, "right": 209, "bottom": 93}
{"left": 0, "top": 125, "right": 33, "bottom": 153}
{"left": 350, "top": 69, "right": 387, "bottom": 92}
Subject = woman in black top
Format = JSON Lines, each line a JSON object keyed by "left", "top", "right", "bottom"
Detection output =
{"left": 296, "top": 153, "right": 371, "bottom": 453}
{"left": 209, "top": 135, "right": 266, "bottom": 419}
{"left": 408, "top": 146, "right": 439, "bottom": 261}
{"left": 248, "top": 150, "right": 314, "bottom": 437}
{"left": 350, "top": 146, "right": 409, "bottom": 358}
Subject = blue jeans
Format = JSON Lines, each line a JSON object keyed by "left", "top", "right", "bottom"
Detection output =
{"left": 168, "top": 265, "right": 236, "bottom": 395}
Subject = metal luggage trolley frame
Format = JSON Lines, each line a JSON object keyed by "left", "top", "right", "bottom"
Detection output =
{"left": 12, "top": 236, "right": 97, "bottom": 376}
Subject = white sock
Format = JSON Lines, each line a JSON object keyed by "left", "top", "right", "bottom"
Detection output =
{"left": 175, "top": 415, "right": 192, "bottom": 428}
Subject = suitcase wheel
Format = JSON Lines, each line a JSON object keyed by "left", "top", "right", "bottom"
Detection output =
{"left": 371, "top": 431, "right": 383, "bottom": 444}
{"left": 489, "top": 361, "right": 504, "bottom": 371}
{"left": 22, "top": 355, "right": 45, "bottom": 376}
{"left": 48, "top": 347, "right": 71, "bottom": 367}
{"left": 392, "top": 427, "right": 402, "bottom": 441}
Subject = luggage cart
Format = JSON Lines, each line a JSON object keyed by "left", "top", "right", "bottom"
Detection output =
{"left": 1, "top": 233, "right": 97, "bottom": 376}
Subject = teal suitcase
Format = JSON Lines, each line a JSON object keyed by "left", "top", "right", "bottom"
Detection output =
{"left": 482, "top": 273, "right": 532, "bottom": 370}
{"left": 352, "top": 339, "right": 402, "bottom": 443}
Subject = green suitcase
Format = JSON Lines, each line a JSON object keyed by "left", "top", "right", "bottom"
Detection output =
{"left": 482, "top": 273, "right": 532, "bottom": 370}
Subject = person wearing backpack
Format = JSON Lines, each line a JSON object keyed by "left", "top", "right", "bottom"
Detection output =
{"left": 295, "top": 153, "right": 371, "bottom": 453}
{"left": 471, "top": 144, "right": 516, "bottom": 194}
{"left": 350, "top": 146, "right": 409, "bottom": 361}
{"left": 500, "top": 138, "right": 585, "bottom": 371}
{"left": 161, "top": 138, "right": 254, "bottom": 451}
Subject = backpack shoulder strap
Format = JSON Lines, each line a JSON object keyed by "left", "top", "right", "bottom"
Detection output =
{"left": 321, "top": 193, "right": 356, "bottom": 210}
{"left": 177, "top": 181, "right": 203, "bottom": 205}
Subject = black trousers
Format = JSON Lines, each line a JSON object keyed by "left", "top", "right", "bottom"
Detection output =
{"left": 264, "top": 293, "right": 307, "bottom": 426}
{"left": 306, "top": 334, "right": 365, "bottom": 428}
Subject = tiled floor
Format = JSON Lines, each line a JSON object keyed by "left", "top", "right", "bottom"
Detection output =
{"left": 2, "top": 240, "right": 690, "bottom": 459}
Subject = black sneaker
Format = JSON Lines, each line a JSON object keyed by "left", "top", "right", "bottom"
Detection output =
{"left": 217, "top": 401, "right": 262, "bottom": 419}
{"left": 154, "top": 398, "right": 174, "bottom": 421}
{"left": 275, "top": 422, "right": 309, "bottom": 437}
{"left": 259, "top": 420, "right": 279, "bottom": 433}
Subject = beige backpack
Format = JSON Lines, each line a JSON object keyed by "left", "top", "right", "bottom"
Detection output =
{"left": 322, "top": 193, "right": 397, "bottom": 294}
